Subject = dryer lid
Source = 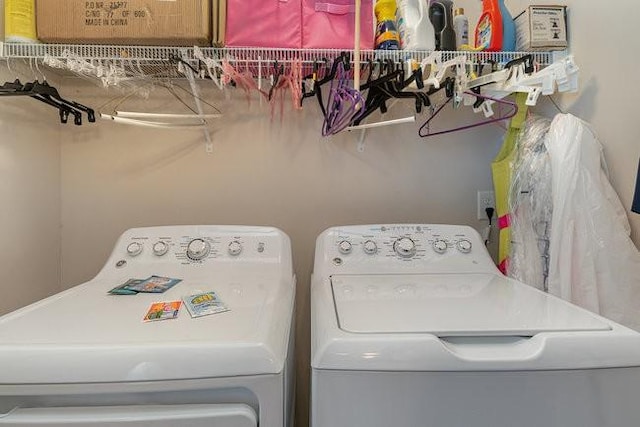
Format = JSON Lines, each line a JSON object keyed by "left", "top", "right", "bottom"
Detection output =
{"left": 331, "top": 274, "right": 610, "bottom": 336}
{"left": 0, "top": 273, "right": 294, "bottom": 384}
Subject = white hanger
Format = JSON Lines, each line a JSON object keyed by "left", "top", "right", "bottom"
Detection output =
{"left": 193, "top": 46, "right": 224, "bottom": 90}
{"left": 422, "top": 54, "right": 468, "bottom": 89}
{"left": 471, "top": 56, "right": 579, "bottom": 109}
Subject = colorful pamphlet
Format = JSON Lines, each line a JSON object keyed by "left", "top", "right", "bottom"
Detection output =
{"left": 143, "top": 301, "right": 182, "bottom": 322}
{"left": 126, "top": 276, "right": 182, "bottom": 293}
{"left": 108, "top": 279, "right": 144, "bottom": 295}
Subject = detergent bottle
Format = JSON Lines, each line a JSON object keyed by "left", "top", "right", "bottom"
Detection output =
{"left": 474, "top": 0, "right": 504, "bottom": 51}
{"left": 453, "top": 8, "right": 469, "bottom": 50}
{"left": 498, "top": 0, "right": 517, "bottom": 51}
{"left": 396, "top": 0, "right": 435, "bottom": 50}
{"left": 374, "top": 0, "right": 400, "bottom": 50}
{"left": 428, "top": 0, "right": 456, "bottom": 51}
{"left": 4, "top": 0, "right": 37, "bottom": 43}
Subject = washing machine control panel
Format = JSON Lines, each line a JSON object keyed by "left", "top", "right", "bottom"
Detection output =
{"left": 107, "top": 226, "right": 290, "bottom": 273}
{"left": 317, "top": 224, "right": 496, "bottom": 275}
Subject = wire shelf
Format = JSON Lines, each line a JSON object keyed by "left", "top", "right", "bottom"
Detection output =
{"left": 0, "top": 42, "right": 555, "bottom": 81}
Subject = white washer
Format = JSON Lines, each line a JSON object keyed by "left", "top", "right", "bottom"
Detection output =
{"left": 0, "top": 226, "right": 295, "bottom": 427}
{"left": 311, "top": 224, "right": 640, "bottom": 427}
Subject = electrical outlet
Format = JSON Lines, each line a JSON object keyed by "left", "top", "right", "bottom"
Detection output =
{"left": 477, "top": 191, "right": 496, "bottom": 220}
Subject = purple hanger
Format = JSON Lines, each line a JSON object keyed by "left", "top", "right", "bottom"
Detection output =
{"left": 322, "top": 61, "right": 365, "bottom": 136}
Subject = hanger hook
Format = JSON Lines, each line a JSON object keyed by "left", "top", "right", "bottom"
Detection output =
{"left": 34, "top": 58, "right": 45, "bottom": 81}
{"left": 6, "top": 57, "right": 17, "bottom": 79}
{"left": 29, "top": 57, "right": 36, "bottom": 80}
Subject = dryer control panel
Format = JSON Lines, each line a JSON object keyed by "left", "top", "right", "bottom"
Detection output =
{"left": 314, "top": 224, "right": 498, "bottom": 276}
{"left": 96, "top": 225, "right": 292, "bottom": 279}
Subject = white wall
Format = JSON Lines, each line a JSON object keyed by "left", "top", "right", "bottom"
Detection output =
{"left": 0, "top": 70, "right": 62, "bottom": 314}
{"left": 551, "top": 1, "right": 640, "bottom": 243}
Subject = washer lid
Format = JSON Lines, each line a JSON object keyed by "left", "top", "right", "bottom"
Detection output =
{"left": 332, "top": 274, "right": 610, "bottom": 336}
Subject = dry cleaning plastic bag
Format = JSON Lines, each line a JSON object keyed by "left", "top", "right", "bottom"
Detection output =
{"left": 546, "top": 114, "right": 640, "bottom": 331}
{"left": 508, "top": 116, "right": 553, "bottom": 292}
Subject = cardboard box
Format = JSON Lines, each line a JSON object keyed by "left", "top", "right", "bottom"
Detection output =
{"left": 515, "top": 5, "right": 568, "bottom": 51}
{"left": 36, "top": 0, "right": 212, "bottom": 46}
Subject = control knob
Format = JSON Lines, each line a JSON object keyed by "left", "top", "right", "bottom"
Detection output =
{"left": 152, "top": 241, "right": 169, "bottom": 256}
{"left": 187, "top": 238, "right": 211, "bottom": 261}
{"left": 126, "top": 242, "right": 143, "bottom": 257}
{"left": 432, "top": 239, "right": 448, "bottom": 254}
{"left": 338, "top": 240, "right": 353, "bottom": 255}
{"left": 394, "top": 237, "right": 416, "bottom": 258}
{"left": 228, "top": 240, "right": 243, "bottom": 256}
{"left": 457, "top": 239, "right": 472, "bottom": 254}
{"left": 363, "top": 240, "right": 378, "bottom": 255}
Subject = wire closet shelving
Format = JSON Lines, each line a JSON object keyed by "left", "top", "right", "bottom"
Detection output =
{"left": 0, "top": 43, "right": 556, "bottom": 80}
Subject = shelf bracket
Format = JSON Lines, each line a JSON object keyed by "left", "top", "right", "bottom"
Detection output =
{"left": 182, "top": 50, "right": 214, "bottom": 153}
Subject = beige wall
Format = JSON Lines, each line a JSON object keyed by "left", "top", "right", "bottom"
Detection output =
{"left": 60, "top": 82, "right": 503, "bottom": 426}
{"left": 552, "top": 1, "right": 640, "bottom": 243}
{"left": 0, "top": 69, "right": 62, "bottom": 314}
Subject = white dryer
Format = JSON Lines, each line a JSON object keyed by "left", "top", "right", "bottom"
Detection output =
{"left": 0, "top": 226, "right": 295, "bottom": 427}
{"left": 311, "top": 224, "right": 640, "bottom": 427}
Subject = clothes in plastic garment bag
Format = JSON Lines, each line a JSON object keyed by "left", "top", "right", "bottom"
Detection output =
{"left": 508, "top": 116, "right": 552, "bottom": 291}
{"left": 546, "top": 113, "right": 640, "bottom": 331}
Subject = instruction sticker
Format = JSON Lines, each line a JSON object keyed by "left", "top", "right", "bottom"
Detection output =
{"left": 183, "top": 291, "right": 229, "bottom": 318}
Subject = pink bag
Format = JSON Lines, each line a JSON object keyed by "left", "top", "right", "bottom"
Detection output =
{"left": 226, "top": 0, "right": 302, "bottom": 48}
{"left": 302, "top": 0, "right": 374, "bottom": 49}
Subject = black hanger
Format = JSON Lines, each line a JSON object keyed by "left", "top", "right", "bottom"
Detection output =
{"left": 504, "top": 55, "right": 534, "bottom": 73}
{"left": 33, "top": 80, "right": 95, "bottom": 123}
{"left": 19, "top": 80, "right": 73, "bottom": 124}
{"left": 268, "top": 61, "right": 285, "bottom": 102}
{"left": 28, "top": 81, "right": 82, "bottom": 125}
{"left": 0, "top": 79, "right": 33, "bottom": 96}
{"left": 0, "top": 76, "right": 94, "bottom": 125}
{"left": 310, "top": 53, "right": 351, "bottom": 117}
{"left": 301, "top": 59, "right": 324, "bottom": 106}
{"left": 354, "top": 61, "right": 430, "bottom": 126}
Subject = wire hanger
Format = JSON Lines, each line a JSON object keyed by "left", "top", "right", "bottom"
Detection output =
{"left": 418, "top": 89, "right": 518, "bottom": 138}
{"left": 100, "top": 80, "right": 222, "bottom": 129}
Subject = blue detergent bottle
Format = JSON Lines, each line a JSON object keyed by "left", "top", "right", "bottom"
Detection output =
{"left": 498, "top": 0, "right": 516, "bottom": 51}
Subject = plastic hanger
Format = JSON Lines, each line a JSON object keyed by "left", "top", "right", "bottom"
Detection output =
{"left": 353, "top": 62, "right": 430, "bottom": 126}
{"left": 34, "top": 80, "right": 95, "bottom": 122}
{"left": 221, "top": 59, "right": 268, "bottom": 104}
{"left": 311, "top": 53, "right": 351, "bottom": 118}
{"left": 0, "top": 78, "right": 82, "bottom": 125}
{"left": 477, "top": 55, "right": 578, "bottom": 108}
{"left": 322, "top": 60, "right": 365, "bottom": 136}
